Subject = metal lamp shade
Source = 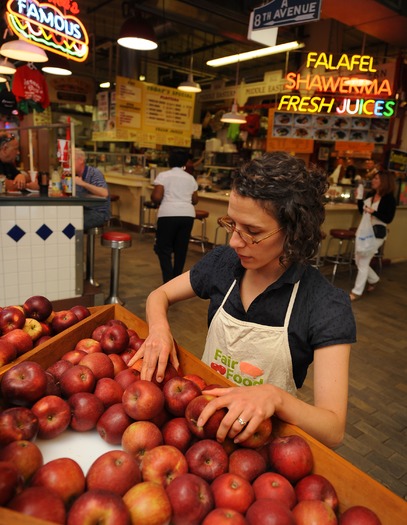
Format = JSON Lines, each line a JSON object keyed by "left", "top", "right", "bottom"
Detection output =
{"left": 117, "top": 16, "right": 158, "bottom": 51}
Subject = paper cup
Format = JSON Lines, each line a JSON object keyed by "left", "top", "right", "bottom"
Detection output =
{"left": 30, "top": 170, "right": 38, "bottom": 183}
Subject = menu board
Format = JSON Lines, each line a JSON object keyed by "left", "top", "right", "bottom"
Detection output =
{"left": 272, "top": 111, "right": 390, "bottom": 144}
{"left": 92, "top": 77, "right": 195, "bottom": 147}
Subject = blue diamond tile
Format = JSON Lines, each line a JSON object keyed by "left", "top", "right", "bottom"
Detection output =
{"left": 62, "top": 223, "right": 76, "bottom": 239}
{"left": 36, "top": 224, "right": 53, "bottom": 241}
{"left": 7, "top": 225, "right": 26, "bottom": 242}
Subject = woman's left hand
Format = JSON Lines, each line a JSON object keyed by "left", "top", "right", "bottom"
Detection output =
{"left": 197, "top": 384, "right": 279, "bottom": 444}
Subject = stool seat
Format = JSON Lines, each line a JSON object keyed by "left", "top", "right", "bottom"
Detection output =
{"left": 140, "top": 199, "right": 158, "bottom": 236}
{"left": 195, "top": 209, "right": 209, "bottom": 220}
{"left": 329, "top": 229, "right": 356, "bottom": 240}
{"left": 191, "top": 209, "right": 210, "bottom": 253}
{"left": 101, "top": 231, "right": 132, "bottom": 305}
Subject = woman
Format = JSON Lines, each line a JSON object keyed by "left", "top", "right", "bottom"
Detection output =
{"left": 129, "top": 152, "right": 356, "bottom": 448}
{"left": 350, "top": 171, "right": 396, "bottom": 301}
{"left": 152, "top": 149, "right": 199, "bottom": 283}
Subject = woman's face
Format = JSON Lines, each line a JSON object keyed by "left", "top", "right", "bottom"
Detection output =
{"left": 371, "top": 173, "right": 381, "bottom": 191}
{"left": 227, "top": 191, "right": 285, "bottom": 273}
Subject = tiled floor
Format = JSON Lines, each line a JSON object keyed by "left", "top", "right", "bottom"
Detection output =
{"left": 90, "top": 229, "right": 407, "bottom": 501}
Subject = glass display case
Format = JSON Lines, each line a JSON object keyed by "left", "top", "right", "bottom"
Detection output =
{"left": 85, "top": 152, "right": 147, "bottom": 177}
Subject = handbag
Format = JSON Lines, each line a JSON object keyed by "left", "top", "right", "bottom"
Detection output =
{"left": 355, "top": 213, "right": 376, "bottom": 254}
{"left": 373, "top": 224, "right": 387, "bottom": 238}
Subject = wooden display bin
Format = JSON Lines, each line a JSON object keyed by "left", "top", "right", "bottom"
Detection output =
{"left": 0, "top": 304, "right": 405, "bottom": 524}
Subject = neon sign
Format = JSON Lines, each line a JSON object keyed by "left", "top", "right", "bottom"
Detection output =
{"left": 6, "top": 0, "right": 89, "bottom": 62}
{"left": 278, "top": 52, "right": 396, "bottom": 117}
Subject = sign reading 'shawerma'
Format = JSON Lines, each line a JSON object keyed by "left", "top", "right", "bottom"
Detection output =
{"left": 6, "top": 0, "right": 89, "bottom": 62}
{"left": 278, "top": 52, "right": 396, "bottom": 118}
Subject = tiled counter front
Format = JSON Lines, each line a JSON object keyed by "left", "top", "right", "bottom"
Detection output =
{"left": 0, "top": 204, "right": 83, "bottom": 305}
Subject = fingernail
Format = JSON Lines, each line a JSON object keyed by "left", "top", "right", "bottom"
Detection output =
{"left": 197, "top": 418, "right": 203, "bottom": 427}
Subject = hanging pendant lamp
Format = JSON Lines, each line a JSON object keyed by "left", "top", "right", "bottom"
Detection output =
{"left": 41, "top": 53, "right": 72, "bottom": 76}
{"left": 0, "top": 58, "right": 16, "bottom": 75}
{"left": 178, "top": 53, "right": 201, "bottom": 93}
{"left": 117, "top": 15, "right": 158, "bottom": 51}
{"left": 221, "top": 61, "right": 246, "bottom": 124}
{"left": 0, "top": 39, "right": 48, "bottom": 62}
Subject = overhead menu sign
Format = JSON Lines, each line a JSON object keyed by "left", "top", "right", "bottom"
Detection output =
{"left": 251, "top": 0, "right": 321, "bottom": 29}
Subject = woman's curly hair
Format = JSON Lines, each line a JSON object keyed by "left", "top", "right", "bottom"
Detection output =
{"left": 232, "top": 151, "right": 329, "bottom": 266}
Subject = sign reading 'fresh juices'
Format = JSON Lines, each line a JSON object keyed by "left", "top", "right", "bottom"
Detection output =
{"left": 278, "top": 52, "right": 396, "bottom": 117}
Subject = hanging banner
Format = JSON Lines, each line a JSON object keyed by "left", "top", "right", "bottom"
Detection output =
{"left": 251, "top": 0, "right": 322, "bottom": 29}
{"left": 6, "top": 0, "right": 89, "bottom": 62}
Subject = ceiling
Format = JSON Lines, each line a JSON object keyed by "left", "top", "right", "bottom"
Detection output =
{"left": 2, "top": 0, "right": 407, "bottom": 93}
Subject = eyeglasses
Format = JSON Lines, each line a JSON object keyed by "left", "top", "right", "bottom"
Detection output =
{"left": 0, "top": 133, "right": 15, "bottom": 147}
{"left": 218, "top": 216, "right": 283, "bottom": 245}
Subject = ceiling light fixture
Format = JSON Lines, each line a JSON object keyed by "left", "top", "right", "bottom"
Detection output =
{"left": 41, "top": 53, "right": 72, "bottom": 76}
{"left": 0, "top": 58, "right": 16, "bottom": 75}
{"left": 99, "top": 81, "right": 111, "bottom": 88}
{"left": 221, "top": 61, "right": 246, "bottom": 124}
{"left": 117, "top": 14, "right": 158, "bottom": 51}
{"left": 207, "top": 41, "right": 304, "bottom": 67}
{"left": 178, "top": 52, "right": 201, "bottom": 93}
{"left": 0, "top": 38, "right": 48, "bottom": 62}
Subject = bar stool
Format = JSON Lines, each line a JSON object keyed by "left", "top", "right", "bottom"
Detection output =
{"left": 190, "top": 209, "right": 209, "bottom": 253}
{"left": 324, "top": 229, "right": 356, "bottom": 283}
{"left": 85, "top": 226, "right": 105, "bottom": 287}
{"left": 101, "top": 231, "right": 132, "bottom": 305}
{"left": 139, "top": 197, "right": 158, "bottom": 236}
{"left": 214, "top": 216, "right": 231, "bottom": 246}
{"left": 107, "top": 194, "right": 122, "bottom": 227}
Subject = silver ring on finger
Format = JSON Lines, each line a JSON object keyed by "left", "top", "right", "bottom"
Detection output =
{"left": 237, "top": 417, "right": 247, "bottom": 426}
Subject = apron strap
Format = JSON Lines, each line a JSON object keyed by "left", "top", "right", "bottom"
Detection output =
{"left": 283, "top": 281, "right": 300, "bottom": 329}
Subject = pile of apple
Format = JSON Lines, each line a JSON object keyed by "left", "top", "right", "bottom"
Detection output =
{"left": 0, "top": 295, "right": 92, "bottom": 367}
{"left": 0, "top": 318, "right": 383, "bottom": 525}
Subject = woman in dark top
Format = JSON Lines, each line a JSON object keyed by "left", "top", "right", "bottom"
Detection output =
{"left": 129, "top": 152, "right": 356, "bottom": 448}
{"left": 350, "top": 171, "right": 396, "bottom": 300}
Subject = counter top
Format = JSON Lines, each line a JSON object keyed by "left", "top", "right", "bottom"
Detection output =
{"left": 104, "top": 172, "right": 150, "bottom": 187}
{"left": 0, "top": 192, "right": 107, "bottom": 206}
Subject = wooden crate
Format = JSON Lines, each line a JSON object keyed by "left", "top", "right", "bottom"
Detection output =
{"left": 0, "top": 304, "right": 405, "bottom": 525}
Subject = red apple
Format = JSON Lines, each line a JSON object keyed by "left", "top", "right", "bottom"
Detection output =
{"left": 202, "top": 508, "right": 247, "bottom": 525}
{"left": 44, "top": 370, "right": 61, "bottom": 396}
{"left": 51, "top": 309, "right": 79, "bottom": 334}
{"left": 239, "top": 418, "right": 273, "bottom": 449}
{"left": 184, "top": 373, "right": 207, "bottom": 391}
{"left": 339, "top": 505, "right": 382, "bottom": 524}
{"left": 292, "top": 500, "right": 338, "bottom": 524}
{"left": 94, "top": 377, "right": 124, "bottom": 407}
{"left": 67, "top": 489, "right": 131, "bottom": 525}
{"left": 39, "top": 321, "right": 52, "bottom": 337}
{"left": 22, "top": 318, "right": 44, "bottom": 341}
{"left": 70, "top": 304, "right": 91, "bottom": 321}
{"left": 0, "top": 460, "right": 23, "bottom": 505}
{"left": 0, "top": 306, "right": 26, "bottom": 334}
{"left": 151, "top": 361, "right": 181, "bottom": 388}
{"left": 62, "top": 349, "right": 87, "bottom": 364}
{"left": 2, "top": 328, "right": 33, "bottom": 356}
{"left": 34, "top": 334, "right": 52, "bottom": 347}
{"left": 149, "top": 406, "right": 171, "bottom": 429}
{"left": 100, "top": 324, "right": 130, "bottom": 354}
{"left": 295, "top": 473, "right": 339, "bottom": 511}
{"left": 59, "top": 364, "right": 96, "bottom": 397}
{"left": 0, "top": 338, "right": 17, "bottom": 367}
{"left": 122, "top": 379, "right": 165, "bottom": 421}
{"left": 114, "top": 368, "right": 140, "bottom": 390}
{"left": 30, "top": 457, "right": 86, "bottom": 506}
{"left": 185, "top": 394, "right": 227, "bottom": 439}
{"left": 268, "top": 434, "right": 314, "bottom": 483}
{"left": 121, "top": 420, "right": 163, "bottom": 467}
{"left": 185, "top": 438, "right": 229, "bottom": 482}
{"left": 252, "top": 472, "right": 297, "bottom": 509}
{"left": 86, "top": 450, "right": 141, "bottom": 496}
{"left": 246, "top": 499, "right": 295, "bottom": 525}
{"left": 128, "top": 335, "right": 145, "bottom": 351}
{"left": 46, "top": 359, "right": 74, "bottom": 383}
{"left": 75, "top": 337, "right": 102, "bottom": 354}
{"left": 228, "top": 448, "right": 267, "bottom": 482}
{"left": 162, "top": 416, "right": 193, "bottom": 453}
{"left": 23, "top": 295, "right": 53, "bottom": 322}
{"left": 166, "top": 473, "right": 214, "bottom": 525}
{"left": 79, "top": 351, "right": 115, "bottom": 380}
{"left": 1, "top": 360, "right": 48, "bottom": 406}
{"left": 108, "top": 353, "right": 127, "bottom": 375}
{"left": 211, "top": 472, "right": 255, "bottom": 514}
{"left": 31, "top": 394, "right": 71, "bottom": 439}
{"left": 107, "top": 319, "right": 128, "bottom": 329}
{"left": 123, "top": 481, "right": 172, "bottom": 525}
{"left": 68, "top": 392, "right": 105, "bottom": 432}
{"left": 141, "top": 444, "right": 188, "bottom": 488}
{"left": 119, "top": 347, "right": 137, "bottom": 365}
{"left": 97, "top": 403, "right": 133, "bottom": 445}
{"left": 0, "top": 407, "right": 39, "bottom": 446}
{"left": 0, "top": 439, "right": 43, "bottom": 483}
{"left": 127, "top": 328, "right": 139, "bottom": 338}
{"left": 91, "top": 324, "right": 109, "bottom": 342}
{"left": 8, "top": 485, "right": 66, "bottom": 524}
{"left": 163, "top": 376, "right": 202, "bottom": 417}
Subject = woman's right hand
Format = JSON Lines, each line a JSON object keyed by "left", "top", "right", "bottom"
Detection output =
{"left": 128, "top": 326, "right": 179, "bottom": 382}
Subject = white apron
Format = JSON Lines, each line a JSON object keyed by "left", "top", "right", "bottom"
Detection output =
{"left": 202, "top": 280, "right": 299, "bottom": 396}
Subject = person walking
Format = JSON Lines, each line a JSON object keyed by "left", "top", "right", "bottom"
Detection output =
{"left": 152, "top": 149, "right": 199, "bottom": 283}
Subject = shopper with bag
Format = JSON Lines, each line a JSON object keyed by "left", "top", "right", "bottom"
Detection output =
{"left": 350, "top": 171, "right": 396, "bottom": 301}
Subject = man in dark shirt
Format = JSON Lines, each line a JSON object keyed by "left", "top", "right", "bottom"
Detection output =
{"left": 0, "top": 133, "right": 38, "bottom": 191}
